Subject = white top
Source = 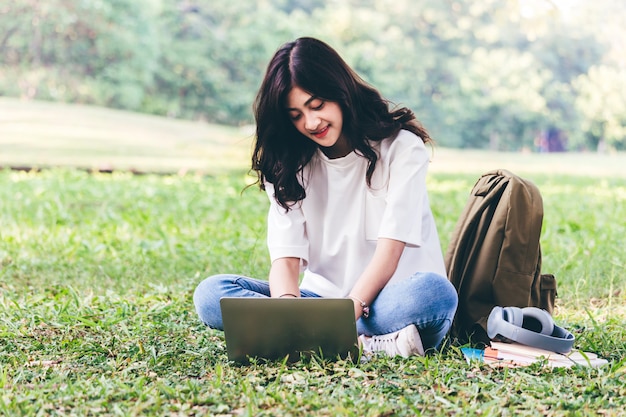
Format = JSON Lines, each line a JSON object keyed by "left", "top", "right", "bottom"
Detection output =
{"left": 265, "top": 129, "right": 446, "bottom": 298}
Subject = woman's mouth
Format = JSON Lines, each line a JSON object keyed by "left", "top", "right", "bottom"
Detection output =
{"left": 313, "top": 126, "right": 329, "bottom": 139}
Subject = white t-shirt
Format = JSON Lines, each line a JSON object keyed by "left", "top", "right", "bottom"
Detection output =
{"left": 265, "top": 129, "right": 446, "bottom": 298}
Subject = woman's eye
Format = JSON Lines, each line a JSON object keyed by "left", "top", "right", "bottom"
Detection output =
{"left": 312, "top": 101, "right": 325, "bottom": 111}
{"left": 290, "top": 113, "right": 302, "bottom": 121}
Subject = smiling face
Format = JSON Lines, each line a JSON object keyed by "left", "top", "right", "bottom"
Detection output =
{"left": 286, "top": 86, "right": 351, "bottom": 159}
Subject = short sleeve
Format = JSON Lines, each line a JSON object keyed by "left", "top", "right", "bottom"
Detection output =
{"left": 264, "top": 182, "right": 310, "bottom": 265}
{"left": 377, "top": 132, "right": 430, "bottom": 247}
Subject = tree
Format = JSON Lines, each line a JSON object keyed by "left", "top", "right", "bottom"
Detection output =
{"left": 0, "top": 0, "right": 159, "bottom": 109}
{"left": 447, "top": 48, "right": 550, "bottom": 150}
{"left": 573, "top": 66, "right": 626, "bottom": 151}
{"left": 1, "top": 0, "right": 624, "bottom": 149}
{"left": 149, "top": 0, "right": 305, "bottom": 123}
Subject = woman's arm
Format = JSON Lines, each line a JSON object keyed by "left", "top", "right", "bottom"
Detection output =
{"left": 269, "top": 257, "right": 301, "bottom": 298}
{"left": 348, "top": 237, "right": 405, "bottom": 319}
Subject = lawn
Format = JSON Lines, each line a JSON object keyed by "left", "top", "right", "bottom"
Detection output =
{"left": 1, "top": 100, "right": 625, "bottom": 416}
{"left": 0, "top": 97, "right": 251, "bottom": 174}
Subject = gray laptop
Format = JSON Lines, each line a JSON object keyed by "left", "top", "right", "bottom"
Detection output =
{"left": 220, "top": 297, "right": 359, "bottom": 363}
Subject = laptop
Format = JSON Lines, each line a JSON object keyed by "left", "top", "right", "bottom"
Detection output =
{"left": 220, "top": 297, "right": 359, "bottom": 363}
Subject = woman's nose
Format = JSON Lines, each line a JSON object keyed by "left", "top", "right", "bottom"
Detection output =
{"left": 304, "top": 113, "right": 320, "bottom": 131}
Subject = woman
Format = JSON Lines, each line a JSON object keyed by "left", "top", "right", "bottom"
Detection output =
{"left": 194, "top": 37, "right": 458, "bottom": 358}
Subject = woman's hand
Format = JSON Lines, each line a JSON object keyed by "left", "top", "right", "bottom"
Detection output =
{"left": 350, "top": 297, "right": 364, "bottom": 320}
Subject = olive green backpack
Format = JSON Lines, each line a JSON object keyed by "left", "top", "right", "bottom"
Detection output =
{"left": 444, "top": 169, "right": 557, "bottom": 344}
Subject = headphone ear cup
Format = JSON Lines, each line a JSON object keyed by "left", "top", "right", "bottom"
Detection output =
{"left": 521, "top": 307, "right": 555, "bottom": 335}
{"left": 487, "top": 306, "right": 504, "bottom": 339}
{"left": 502, "top": 307, "right": 523, "bottom": 327}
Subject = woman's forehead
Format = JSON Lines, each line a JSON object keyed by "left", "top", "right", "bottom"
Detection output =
{"left": 286, "top": 86, "right": 318, "bottom": 110}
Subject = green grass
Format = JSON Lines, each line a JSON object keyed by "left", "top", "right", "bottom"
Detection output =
{"left": 2, "top": 169, "right": 625, "bottom": 416}
{"left": 0, "top": 97, "right": 252, "bottom": 174}
{"left": 1, "top": 101, "right": 625, "bottom": 415}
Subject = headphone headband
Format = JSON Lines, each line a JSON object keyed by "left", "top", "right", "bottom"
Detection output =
{"left": 487, "top": 306, "right": 575, "bottom": 354}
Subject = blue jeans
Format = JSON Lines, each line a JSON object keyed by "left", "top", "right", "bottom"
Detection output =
{"left": 193, "top": 272, "right": 458, "bottom": 350}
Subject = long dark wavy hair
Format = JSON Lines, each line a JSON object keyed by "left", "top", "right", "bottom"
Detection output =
{"left": 252, "top": 37, "right": 431, "bottom": 210}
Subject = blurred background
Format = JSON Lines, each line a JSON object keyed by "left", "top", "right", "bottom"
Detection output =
{"left": 1, "top": 0, "right": 625, "bottom": 155}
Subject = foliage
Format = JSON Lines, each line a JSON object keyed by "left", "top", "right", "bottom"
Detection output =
{"left": 573, "top": 66, "right": 626, "bottom": 151}
{"left": 0, "top": 0, "right": 159, "bottom": 108}
{"left": 0, "top": 168, "right": 625, "bottom": 416}
{"left": 1, "top": 0, "right": 625, "bottom": 151}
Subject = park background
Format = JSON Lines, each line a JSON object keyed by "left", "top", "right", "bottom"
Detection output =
{"left": 1, "top": 0, "right": 626, "bottom": 416}
{"left": 2, "top": 0, "right": 626, "bottom": 155}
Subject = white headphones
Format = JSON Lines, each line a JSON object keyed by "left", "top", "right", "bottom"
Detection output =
{"left": 487, "top": 306, "right": 575, "bottom": 354}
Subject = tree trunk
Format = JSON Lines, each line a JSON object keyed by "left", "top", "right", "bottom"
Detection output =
{"left": 489, "top": 132, "right": 499, "bottom": 151}
{"left": 597, "top": 137, "right": 607, "bottom": 153}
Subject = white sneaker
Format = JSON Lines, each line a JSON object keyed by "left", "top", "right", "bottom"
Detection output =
{"left": 359, "top": 325, "right": 425, "bottom": 358}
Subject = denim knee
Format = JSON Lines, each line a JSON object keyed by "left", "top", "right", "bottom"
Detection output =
{"left": 432, "top": 273, "right": 459, "bottom": 320}
{"left": 416, "top": 272, "right": 458, "bottom": 348}
{"left": 193, "top": 274, "right": 228, "bottom": 329}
